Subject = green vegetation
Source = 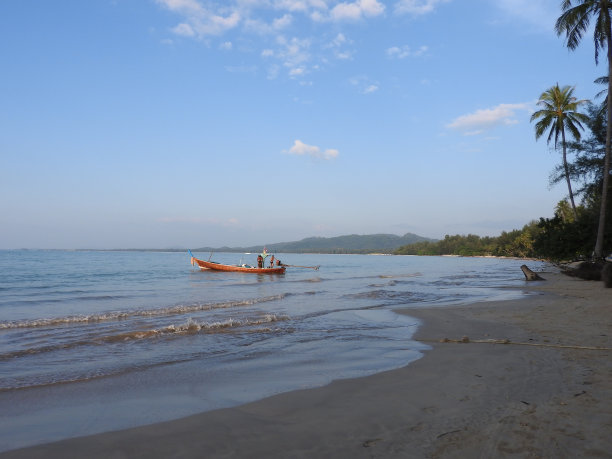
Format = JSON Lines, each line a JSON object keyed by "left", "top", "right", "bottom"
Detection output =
{"left": 555, "top": 0, "right": 612, "bottom": 258}
{"left": 531, "top": 84, "right": 589, "bottom": 217}
{"left": 394, "top": 223, "right": 540, "bottom": 259}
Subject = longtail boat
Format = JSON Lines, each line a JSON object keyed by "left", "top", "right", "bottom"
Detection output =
{"left": 188, "top": 250, "right": 286, "bottom": 274}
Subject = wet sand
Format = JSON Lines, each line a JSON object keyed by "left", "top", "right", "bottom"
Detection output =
{"left": 2, "top": 271, "right": 611, "bottom": 458}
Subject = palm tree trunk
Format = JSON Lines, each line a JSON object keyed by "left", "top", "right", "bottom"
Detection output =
{"left": 594, "top": 35, "right": 612, "bottom": 258}
{"left": 561, "top": 128, "right": 578, "bottom": 219}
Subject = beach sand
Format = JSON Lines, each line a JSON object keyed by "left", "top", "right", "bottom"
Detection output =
{"left": 2, "top": 271, "right": 610, "bottom": 458}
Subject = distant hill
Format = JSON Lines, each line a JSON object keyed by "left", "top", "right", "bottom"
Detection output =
{"left": 194, "top": 233, "right": 434, "bottom": 254}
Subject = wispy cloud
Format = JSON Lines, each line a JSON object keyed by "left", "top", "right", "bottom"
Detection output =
{"left": 327, "top": 0, "right": 385, "bottom": 22}
{"left": 157, "top": 0, "right": 386, "bottom": 39}
{"left": 324, "top": 33, "right": 355, "bottom": 60}
{"left": 156, "top": 0, "right": 242, "bottom": 37}
{"left": 263, "top": 35, "right": 312, "bottom": 77}
{"left": 386, "top": 44, "right": 428, "bottom": 59}
{"left": 285, "top": 140, "right": 339, "bottom": 160}
{"left": 446, "top": 103, "right": 531, "bottom": 134}
{"left": 244, "top": 13, "right": 293, "bottom": 35}
{"left": 153, "top": 0, "right": 418, "bottom": 78}
{"left": 156, "top": 0, "right": 373, "bottom": 77}
{"left": 394, "top": 0, "right": 451, "bottom": 16}
{"left": 349, "top": 75, "right": 379, "bottom": 94}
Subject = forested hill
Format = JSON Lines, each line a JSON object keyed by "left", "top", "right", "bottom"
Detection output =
{"left": 194, "top": 233, "right": 433, "bottom": 254}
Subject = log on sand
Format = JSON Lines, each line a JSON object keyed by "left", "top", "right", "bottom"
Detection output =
{"left": 521, "top": 265, "right": 545, "bottom": 281}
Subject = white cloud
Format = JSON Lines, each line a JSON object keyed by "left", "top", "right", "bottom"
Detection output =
{"left": 244, "top": 13, "right": 293, "bottom": 34}
{"left": 394, "top": 0, "right": 451, "bottom": 15}
{"left": 335, "top": 51, "right": 353, "bottom": 59}
{"left": 156, "top": 0, "right": 205, "bottom": 16}
{"left": 446, "top": 103, "right": 531, "bottom": 133}
{"left": 285, "top": 140, "right": 339, "bottom": 160}
{"left": 331, "top": 32, "right": 348, "bottom": 47}
{"left": 386, "top": 44, "right": 428, "bottom": 58}
{"left": 196, "top": 11, "right": 241, "bottom": 35}
{"left": 272, "top": 0, "right": 329, "bottom": 12}
{"left": 157, "top": 0, "right": 386, "bottom": 38}
{"left": 329, "top": 0, "right": 385, "bottom": 21}
{"left": 155, "top": 0, "right": 381, "bottom": 77}
{"left": 274, "top": 35, "right": 311, "bottom": 76}
{"left": 274, "top": 13, "right": 293, "bottom": 29}
{"left": 349, "top": 75, "right": 379, "bottom": 94}
{"left": 157, "top": 0, "right": 240, "bottom": 38}
{"left": 324, "top": 33, "right": 354, "bottom": 60}
{"left": 171, "top": 23, "right": 196, "bottom": 37}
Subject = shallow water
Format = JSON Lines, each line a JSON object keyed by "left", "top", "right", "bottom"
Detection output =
{"left": 0, "top": 251, "right": 547, "bottom": 450}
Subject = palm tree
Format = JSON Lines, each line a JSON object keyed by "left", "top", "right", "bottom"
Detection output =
{"left": 531, "top": 84, "right": 589, "bottom": 219}
{"left": 556, "top": 0, "right": 612, "bottom": 258}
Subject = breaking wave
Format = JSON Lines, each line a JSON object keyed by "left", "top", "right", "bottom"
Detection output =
{"left": 0, "top": 294, "right": 288, "bottom": 329}
{"left": 0, "top": 314, "right": 289, "bottom": 360}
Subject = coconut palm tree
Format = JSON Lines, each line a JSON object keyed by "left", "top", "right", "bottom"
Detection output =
{"left": 556, "top": 0, "right": 612, "bottom": 258}
{"left": 531, "top": 84, "right": 589, "bottom": 218}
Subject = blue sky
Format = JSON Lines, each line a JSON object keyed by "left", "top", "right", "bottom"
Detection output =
{"left": 0, "top": 0, "right": 603, "bottom": 249}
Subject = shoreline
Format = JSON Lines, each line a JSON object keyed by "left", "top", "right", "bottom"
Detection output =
{"left": 2, "top": 271, "right": 610, "bottom": 458}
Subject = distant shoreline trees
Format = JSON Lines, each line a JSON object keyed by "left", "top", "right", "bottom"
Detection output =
{"left": 393, "top": 223, "right": 540, "bottom": 259}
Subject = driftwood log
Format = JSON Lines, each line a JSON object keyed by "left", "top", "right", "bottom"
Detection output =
{"left": 521, "top": 265, "right": 545, "bottom": 281}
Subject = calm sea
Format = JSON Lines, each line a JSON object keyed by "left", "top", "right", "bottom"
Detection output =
{"left": 0, "top": 250, "right": 548, "bottom": 451}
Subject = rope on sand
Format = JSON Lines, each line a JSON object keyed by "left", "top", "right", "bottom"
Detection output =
{"left": 422, "top": 336, "right": 611, "bottom": 351}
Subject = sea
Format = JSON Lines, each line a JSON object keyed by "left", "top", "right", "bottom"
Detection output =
{"left": 0, "top": 250, "right": 549, "bottom": 451}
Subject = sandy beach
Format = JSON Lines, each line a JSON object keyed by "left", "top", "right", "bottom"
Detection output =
{"left": 2, "top": 270, "right": 610, "bottom": 458}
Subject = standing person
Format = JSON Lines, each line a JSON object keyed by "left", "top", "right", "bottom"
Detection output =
{"left": 260, "top": 247, "right": 270, "bottom": 267}
{"left": 257, "top": 254, "right": 263, "bottom": 268}
{"left": 270, "top": 255, "right": 275, "bottom": 268}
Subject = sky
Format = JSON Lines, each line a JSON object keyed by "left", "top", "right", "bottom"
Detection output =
{"left": 0, "top": 0, "right": 605, "bottom": 249}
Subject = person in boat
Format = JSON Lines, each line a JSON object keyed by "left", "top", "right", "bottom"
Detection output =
{"left": 257, "top": 254, "right": 264, "bottom": 268}
{"left": 269, "top": 255, "right": 275, "bottom": 268}
{"left": 276, "top": 259, "right": 282, "bottom": 267}
{"left": 260, "top": 248, "right": 271, "bottom": 268}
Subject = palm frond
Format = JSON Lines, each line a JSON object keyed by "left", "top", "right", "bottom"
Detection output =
{"left": 531, "top": 84, "right": 588, "bottom": 146}
{"left": 555, "top": 1, "right": 606, "bottom": 62}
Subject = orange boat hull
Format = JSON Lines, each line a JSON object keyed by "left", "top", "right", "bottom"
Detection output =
{"left": 192, "top": 256, "right": 286, "bottom": 274}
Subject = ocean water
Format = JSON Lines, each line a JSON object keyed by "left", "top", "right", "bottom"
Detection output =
{"left": 0, "top": 250, "right": 548, "bottom": 451}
